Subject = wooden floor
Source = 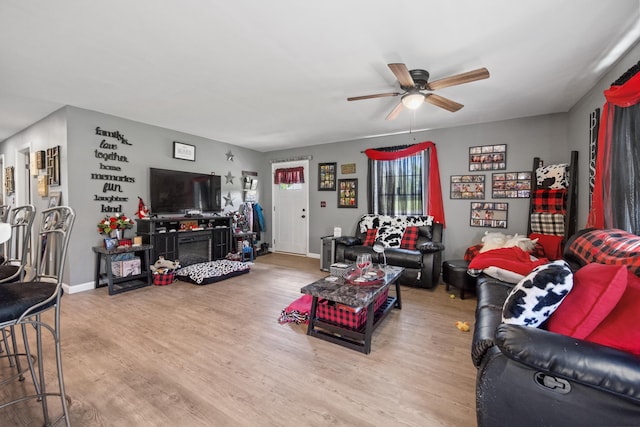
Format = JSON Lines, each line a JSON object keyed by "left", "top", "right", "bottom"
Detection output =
{"left": 0, "top": 253, "right": 478, "bottom": 426}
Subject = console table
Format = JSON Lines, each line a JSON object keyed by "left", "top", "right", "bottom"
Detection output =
{"left": 301, "top": 266, "right": 403, "bottom": 354}
{"left": 137, "top": 215, "right": 232, "bottom": 265}
{"left": 93, "top": 244, "right": 153, "bottom": 295}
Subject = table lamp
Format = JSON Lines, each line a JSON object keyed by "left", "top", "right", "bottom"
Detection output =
{"left": 372, "top": 239, "right": 386, "bottom": 271}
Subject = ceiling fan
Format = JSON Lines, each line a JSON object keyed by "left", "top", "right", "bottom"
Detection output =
{"left": 347, "top": 63, "right": 490, "bottom": 120}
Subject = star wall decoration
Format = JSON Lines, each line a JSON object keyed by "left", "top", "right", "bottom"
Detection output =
{"left": 223, "top": 192, "right": 234, "bottom": 207}
{"left": 226, "top": 150, "right": 234, "bottom": 161}
{"left": 225, "top": 171, "right": 235, "bottom": 184}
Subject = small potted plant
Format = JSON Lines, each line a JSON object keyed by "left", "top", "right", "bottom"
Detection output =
{"left": 97, "top": 213, "right": 135, "bottom": 239}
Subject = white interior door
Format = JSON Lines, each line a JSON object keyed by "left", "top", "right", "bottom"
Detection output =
{"left": 272, "top": 160, "right": 308, "bottom": 255}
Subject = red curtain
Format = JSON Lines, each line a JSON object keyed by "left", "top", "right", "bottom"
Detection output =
{"left": 587, "top": 72, "right": 640, "bottom": 228}
{"left": 274, "top": 167, "right": 305, "bottom": 184}
{"left": 365, "top": 141, "right": 445, "bottom": 226}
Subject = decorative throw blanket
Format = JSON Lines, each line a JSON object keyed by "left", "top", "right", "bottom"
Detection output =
{"left": 358, "top": 214, "right": 433, "bottom": 233}
{"left": 175, "top": 259, "right": 250, "bottom": 285}
{"left": 568, "top": 228, "right": 640, "bottom": 276}
{"left": 278, "top": 294, "right": 313, "bottom": 324}
{"left": 468, "top": 247, "right": 549, "bottom": 276}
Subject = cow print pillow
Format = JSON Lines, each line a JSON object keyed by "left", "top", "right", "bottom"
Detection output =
{"left": 376, "top": 225, "right": 405, "bottom": 248}
{"left": 502, "top": 260, "right": 573, "bottom": 327}
{"left": 536, "top": 163, "right": 569, "bottom": 190}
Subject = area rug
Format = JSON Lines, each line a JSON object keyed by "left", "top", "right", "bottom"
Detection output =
{"left": 278, "top": 294, "right": 313, "bottom": 324}
{"left": 175, "top": 259, "right": 250, "bottom": 285}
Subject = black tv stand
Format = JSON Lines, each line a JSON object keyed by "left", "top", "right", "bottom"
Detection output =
{"left": 137, "top": 215, "right": 233, "bottom": 265}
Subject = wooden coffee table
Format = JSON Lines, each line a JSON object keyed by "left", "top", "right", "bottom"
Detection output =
{"left": 300, "top": 265, "right": 403, "bottom": 354}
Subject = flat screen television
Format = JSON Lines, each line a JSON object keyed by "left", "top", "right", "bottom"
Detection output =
{"left": 149, "top": 168, "right": 221, "bottom": 215}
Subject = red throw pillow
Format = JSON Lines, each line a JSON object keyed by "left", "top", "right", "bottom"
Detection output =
{"left": 363, "top": 228, "right": 377, "bottom": 246}
{"left": 546, "top": 263, "right": 628, "bottom": 339}
{"left": 530, "top": 233, "right": 564, "bottom": 260}
{"left": 584, "top": 270, "right": 640, "bottom": 355}
{"left": 400, "top": 226, "right": 419, "bottom": 250}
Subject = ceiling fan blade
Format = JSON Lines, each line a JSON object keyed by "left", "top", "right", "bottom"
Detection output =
{"left": 385, "top": 102, "right": 404, "bottom": 121}
{"left": 426, "top": 67, "right": 490, "bottom": 91}
{"left": 388, "top": 63, "right": 415, "bottom": 88}
{"left": 347, "top": 92, "right": 401, "bottom": 101}
{"left": 424, "top": 93, "right": 463, "bottom": 112}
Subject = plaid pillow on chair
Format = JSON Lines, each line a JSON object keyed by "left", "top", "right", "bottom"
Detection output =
{"left": 400, "top": 226, "right": 419, "bottom": 250}
{"left": 363, "top": 228, "right": 378, "bottom": 246}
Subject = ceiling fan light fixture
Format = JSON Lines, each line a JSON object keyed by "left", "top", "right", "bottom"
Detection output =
{"left": 401, "top": 92, "right": 425, "bottom": 110}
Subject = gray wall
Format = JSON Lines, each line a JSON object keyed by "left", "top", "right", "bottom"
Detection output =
{"left": 0, "top": 108, "right": 70, "bottom": 279}
{"left": 1, "top": 106, "right": 267, "bottom": 289}
{"left": 266, "top": 113, "right": 568, "bottom": 261}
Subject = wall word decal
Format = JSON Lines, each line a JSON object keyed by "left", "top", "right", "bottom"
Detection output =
{"left": 95, "top": 127, "right": 131, "bottom": 145}
{"left": 92, "top": 126, "right": 136, "bottom": 212}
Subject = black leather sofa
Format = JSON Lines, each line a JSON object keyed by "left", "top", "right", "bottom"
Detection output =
{"left": 334, "top": 215, "right": 444, "bottom": 289}
{"left": 472, "top": 229, "right": 640, "bottom": 426}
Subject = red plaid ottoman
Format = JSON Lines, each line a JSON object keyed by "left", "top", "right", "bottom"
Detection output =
{"left": 316, "top": 288, "right": 389, "bottom": 330}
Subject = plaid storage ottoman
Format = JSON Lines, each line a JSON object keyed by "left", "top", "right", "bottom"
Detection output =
{"left": 317, "top": 288, "right": 389, "bottom": 330}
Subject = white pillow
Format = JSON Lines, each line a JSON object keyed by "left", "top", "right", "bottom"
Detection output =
{"left": 502, "top": 260, "right": 573, "bottom": 327}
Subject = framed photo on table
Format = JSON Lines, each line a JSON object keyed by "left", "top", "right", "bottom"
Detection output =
{"left": 103, "top": 237, "right": 119, "bottom": 251}
{"left": 338, "top": 178, "right": 358, "bottom": 208}
{"left": 318, "top": 162, "right": 336, "bottom": 191}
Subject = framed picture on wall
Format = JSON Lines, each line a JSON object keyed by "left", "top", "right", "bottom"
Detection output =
{"left": 337, "top": 178, "right": 357, "bottom": 208}
{"left": 318, "top": 162, "right": 336, "bottom": 191}
{"left": 492, "top": 171, "right": 532, "bottom": 198}
{"left": 48, "top": 191, "right": 61, "bottom": 207}
{"left": 173, "top": 141, "right": 196, "bottom": 161}
{"left": 470, "top": 202, "right": 508, "bottom": 228}
{"left": 450, "top": 175, "right": 485, "bottom": 199}
{"left": 469, "top": 144, "right": 506, "bottom": 171}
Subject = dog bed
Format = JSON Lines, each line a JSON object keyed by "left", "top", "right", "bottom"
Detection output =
{"left": 278, "top": 294, "right": 313, "bottom": 324}
{"left": 175, "top": 259, "right": 250, "bottom": 285}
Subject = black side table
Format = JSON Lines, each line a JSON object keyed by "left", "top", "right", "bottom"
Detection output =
{"left": 92, "top": 244, "right": 153, "bottom": 295}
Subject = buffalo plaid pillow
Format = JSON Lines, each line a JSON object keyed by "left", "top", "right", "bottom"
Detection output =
{"left": 363, "top": 228, "right": 378, "bottom": 246}
{"left": 532, "top": 189, "right": 567, "bottom": 214}
{"left": 567, "top": 229, "right": 640, "bottom": 276}
{"left": 400, "top": 226, "right": 419, "bottom": 250}
{"left": 464, "top": 244, "right": 483, "bottom": 261}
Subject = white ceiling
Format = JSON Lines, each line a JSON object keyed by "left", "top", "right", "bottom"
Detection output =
{"left": 1, "top": 1, "right": 640, "bottom": 152}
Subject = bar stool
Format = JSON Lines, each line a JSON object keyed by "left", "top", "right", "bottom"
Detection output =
{"left": 0, "top": 205, "right": 36, "bottom": 283}
{"left": 0, "top": 206, "right": 75, "bottom": 427}
{"left": 0, "top": 205, "right": 36, "bottom": 378}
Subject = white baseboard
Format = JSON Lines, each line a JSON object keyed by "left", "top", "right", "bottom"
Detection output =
{"left": 308, "top": 252, "right": 320, "bottom": 259}
{"left": 64, "top": 281, "right": 95, "bottom": 294}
